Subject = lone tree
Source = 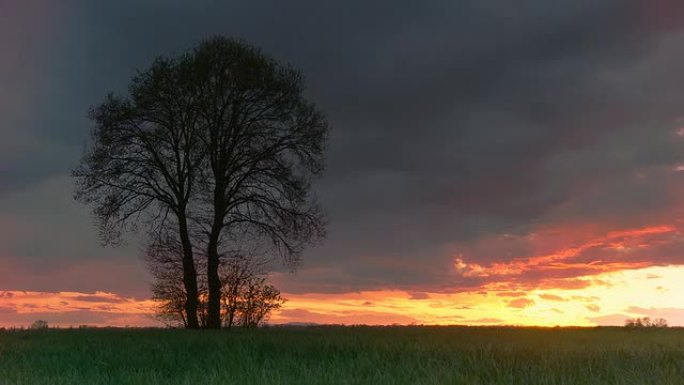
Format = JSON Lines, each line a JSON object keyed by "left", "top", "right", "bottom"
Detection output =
{"left": 75, "top": 36, "right": 328, "bottom": 329}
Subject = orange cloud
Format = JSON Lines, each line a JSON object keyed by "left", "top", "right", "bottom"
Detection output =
{"left": 495, "top": 292, "right": 527, "bottom": 297}
{"left": 508, "top": 298, "right": 535, "bottom": 309}
{"left": 454, "top": 225, "right": 677, "bottom": 281}
{"left": 0, "top": 291, "right": 156, "bottom": 328}
{"left": 2, "top": 221, "right": 684, "bottom": 329}
{"left": 539, "top": 294, "right": 566, "bottom": 301}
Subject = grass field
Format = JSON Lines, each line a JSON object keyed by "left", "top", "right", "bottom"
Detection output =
{"left": 0, "top": 326, "right": 683, "bottom": 384}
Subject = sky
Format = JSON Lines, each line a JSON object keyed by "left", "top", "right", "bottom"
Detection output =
{"left": 2, "top": 0, "right": 684, "bottom": 327}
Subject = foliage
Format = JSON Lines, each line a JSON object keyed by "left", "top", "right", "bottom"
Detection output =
{"left": 232, "top": 276, "right": 284, "bottom": 328}
{"left": 148, "top": 249, "right": 284, "bottom": 328}
{"left": 28, "top": 320, "right": 49, "bottom": 330}
{"left": 75, "top": 36, "right": 328, "bottom": 329}
{"left": 624, "top": 317, "right": 668, "bottom": 328}
{"left": 73, "top": 51, "right": 206, "bottom": 328}
{"left": 2, "top": 327, "right": 684, "bottom": 384}
{"left": 184, "top": 36, "right": 328, "bottom": 328}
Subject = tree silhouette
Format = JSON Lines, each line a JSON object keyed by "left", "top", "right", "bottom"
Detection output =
{"left": 624, "top": 317, "right": 668, "bottom": 328}
{"left": 75, "top": 36, "right": 327, "bottom": 329}
{"left": 145, "top": 228, "right": 203, "bottom": 328}
{"left": 185, "top": 37, "right": 327, "bottom": 328}
{"left": 29, "top": 320, "right": 49, "bottom": 330}
{"left": 73, "top": 57, "right": 205, "bottom": 328}
{"left": 148, "top": 243, "right": 283, "bottom": 328}
{"left": 234, "top": 276, "right": 284, "bottom": 328}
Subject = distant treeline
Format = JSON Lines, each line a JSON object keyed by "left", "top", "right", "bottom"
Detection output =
{"left": 624, "top": 317, "right": 668, "bottom": 328}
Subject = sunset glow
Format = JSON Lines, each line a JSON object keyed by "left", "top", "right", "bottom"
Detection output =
{"left": 273, "top": 265, "right": 684, "bottom": 326}
{"left": 1, "top": 264, "right": 682, "bottom": 328}
{"left": 2, "top": 215, "right": 684, "bottom": 328}
{"left": 3, "top": 219, "right": 683, "bottom": 330}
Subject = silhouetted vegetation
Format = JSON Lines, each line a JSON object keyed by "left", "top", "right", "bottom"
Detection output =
{"left": 148, "top": 246, "right": 284, "bottom": 328}
{"left": 74, "top": 36, "right": 328, "bottom": 329}
{"left": 28, "top": 320, "right": 48, "bottom": 330}
{"left": 624, "top": 317, "right": 668, "bottom": 328}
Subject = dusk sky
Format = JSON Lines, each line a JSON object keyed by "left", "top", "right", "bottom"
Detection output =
{"left": 3, "top": 0, "right": 684, "bottom": 327}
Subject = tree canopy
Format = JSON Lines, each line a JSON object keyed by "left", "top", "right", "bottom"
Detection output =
{"left": 74, "top": 36, "right": 328, "bottom": 329}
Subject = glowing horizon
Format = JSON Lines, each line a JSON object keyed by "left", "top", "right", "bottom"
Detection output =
{"left": 1, "top": 264, "right": 682, "bottom": 328}
{"left": 3, "top": 222, "right": 684, "bottom": 328}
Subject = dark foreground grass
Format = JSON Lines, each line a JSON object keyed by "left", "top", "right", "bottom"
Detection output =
{"left": 0, "top": 326, "right": 683, "bottom": 384}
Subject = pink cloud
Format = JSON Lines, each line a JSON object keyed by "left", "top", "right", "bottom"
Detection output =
{"left": 508, "top": 298, "right": 535, "bottom": 309}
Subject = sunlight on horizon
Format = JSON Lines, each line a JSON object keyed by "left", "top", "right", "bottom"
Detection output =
{"left": 3, "top": 265, "right": 680, "bottom": 328}
{"left": 270, "top": 265, "right": 684, "bottom": 327}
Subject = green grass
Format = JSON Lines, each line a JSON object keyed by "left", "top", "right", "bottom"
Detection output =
{"left": 0, "top": 326, "right": 683, "bottom": 384}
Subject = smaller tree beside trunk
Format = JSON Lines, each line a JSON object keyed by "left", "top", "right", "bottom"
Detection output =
{"left": 148, "top": 244, "right": 284, "bottom": 328}
{"left": 234, "top": 277, "right": 284, "bottom": 328}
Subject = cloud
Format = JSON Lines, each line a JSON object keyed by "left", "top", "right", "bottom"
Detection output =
{"left": 2, "top": 1, "right": 684, "bottom": 316}
{"left": 73, "top": 295, "right": 127, "bottom": 304}
{"left": 507, "top": 298, "right": 535, "bottom": 309}
{"left": 408, "top": 292, "right": 431, "bottom": 300}
{"left": 588, "top": 313, "right": 631, "bottom": 326}
{"left": 539, "top": 294, "right": 567, "bottom": 302}
{"left": 625, "top": 306, "right": 684, "bottom": 322}
{"left": 496, "top": 292, "right": 527, "bottom": 298}
{"left": 0, "top": 310, "right": 156, "bottom": 328}
{"left": 469, "top": 318, "right": 504, "bottom": 324}
{"left": 450, "top": 225, "right": 684, "bottom": 291}
{"left": 0, "top": 176, "right": 149, "bottom": 298}
{"left": 273, "top": 308, "right": 419, "bottom": 325}
{"left": 570, "top": 296, "right": 600, "bottom": 302}
{"left": 0, "top": 290, "right": 157, "bottom": 327}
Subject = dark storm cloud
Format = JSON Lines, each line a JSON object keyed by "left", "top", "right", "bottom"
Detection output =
{"left": 2, "top": 0, "right": 684, "bottom": 295}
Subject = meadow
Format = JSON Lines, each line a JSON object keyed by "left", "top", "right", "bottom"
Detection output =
{"left": 0, "top": 326, "right": 683, "bottom": 385}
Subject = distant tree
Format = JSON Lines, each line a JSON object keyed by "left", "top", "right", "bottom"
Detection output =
{"left": 653, "top": 318, "right": 668, "bottom": 328}
{"left": 30, "top": 320, "right": 48, "bottom": 330}
{"left": 624, "top": 317, "right": 668, "bottom": 328}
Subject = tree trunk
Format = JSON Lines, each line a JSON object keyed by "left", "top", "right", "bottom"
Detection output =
{"left": 206, "top": 219, "right": 223, "bottom": 329}
{"left": 226, "top": 290, "right": 236, "bottom": 329}
{"left": 178, "top": 214, "right": 200, "bottom": 329}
